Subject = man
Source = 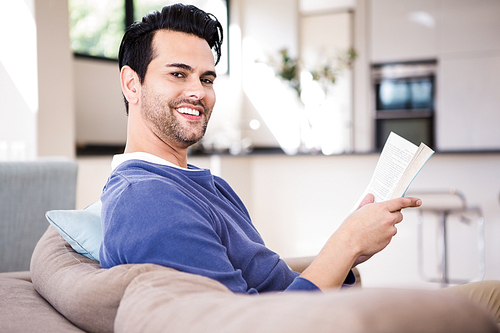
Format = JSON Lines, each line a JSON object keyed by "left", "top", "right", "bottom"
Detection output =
{"left": 99, "top": 4, "right": 500, "bottom": 318}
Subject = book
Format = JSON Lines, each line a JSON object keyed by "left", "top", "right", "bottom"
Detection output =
{"left": 354, "top": 132, "right": 434, "bottom": 209}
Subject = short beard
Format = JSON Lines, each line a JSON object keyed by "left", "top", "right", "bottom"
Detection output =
{"left": 141, "top": 88, "right": 211, "bottom": 149}
{"left": 166, "top": 98, "right": 209, "bottom": 146}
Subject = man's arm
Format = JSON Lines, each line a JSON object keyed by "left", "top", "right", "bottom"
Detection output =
{"left": 100, "top": 172, "right": 301, "bottom": 294}
{"left": 299, "top": 194, "right": 421, "bottom": 291}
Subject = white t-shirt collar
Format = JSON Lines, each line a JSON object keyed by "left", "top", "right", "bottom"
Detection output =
{"left": 111, "top": 152, "right": 196, "bottom": 171}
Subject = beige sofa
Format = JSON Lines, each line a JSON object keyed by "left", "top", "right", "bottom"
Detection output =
{"left": 0, "top": 225, "right": 498, "bottom": 333}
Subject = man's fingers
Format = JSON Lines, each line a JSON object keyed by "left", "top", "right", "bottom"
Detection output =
{"left": 357, "top": 193, "right": 375, "bottom": 209}
{"left": 386, "top": 197, "right": 422, "bottom": 212}
{"left": 393, "top": 211, "right": 404, "bottom": 224}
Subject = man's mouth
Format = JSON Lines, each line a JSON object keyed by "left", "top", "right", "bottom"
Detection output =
{"left": 176, "top": 107, "right": 201, "bottom": 117}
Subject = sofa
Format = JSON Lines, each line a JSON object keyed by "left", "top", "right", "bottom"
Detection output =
{"left": 1, "top": 160, "right": 499, "bottom": 332}
{"left": 0, "top": 159, "right": 77, "bottom": 272}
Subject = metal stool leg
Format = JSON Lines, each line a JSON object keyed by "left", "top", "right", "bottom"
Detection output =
{"left": 438, "top": 211, "right": 449, "bottom": 287}
{"left": 418, "top": 207, "right": 485, "bottom": 287}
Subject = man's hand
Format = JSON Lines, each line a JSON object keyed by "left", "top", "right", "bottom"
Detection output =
{"left": 341, "top": 194, "right": 422, "bottom": 264}
{"left": 299, "top": 194, "right": 421, "bottom": 291}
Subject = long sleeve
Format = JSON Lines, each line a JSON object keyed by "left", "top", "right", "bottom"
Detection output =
{"left": 100, "top": 160, "right": 354, "bottom": 295}
{"left": 100, "top": 161, "right": 299, "bottom": 294}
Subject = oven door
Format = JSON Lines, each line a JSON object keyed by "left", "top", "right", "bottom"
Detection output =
{"left": 376, "top": 77, "right": 434, "bottom": 111}
{"left": 372, "top": 61, "right": 436, "bottom": 150}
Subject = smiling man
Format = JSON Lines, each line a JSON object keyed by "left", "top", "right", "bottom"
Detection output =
{"left": 121, "top": 28, "right": 216, "bottom": 166}
{"left": 98, "top": 4, "right": 500, "bottom": 315}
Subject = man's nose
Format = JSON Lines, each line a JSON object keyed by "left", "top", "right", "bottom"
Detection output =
{"left": 184, "top": 78, "right": 205, "bottom": 100}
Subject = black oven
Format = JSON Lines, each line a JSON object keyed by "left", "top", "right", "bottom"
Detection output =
{"left": 372, "top": 60, "right": 436, "bottom": 150}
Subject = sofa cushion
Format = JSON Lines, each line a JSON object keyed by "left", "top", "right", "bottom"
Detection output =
{"left": 30, "top": 226, "right": 177, "bottom": 333}
{"left": 115, "top": 270, "right": 499, "bottom": 333}
{"left": 45, "top": 201, "right": 102, "bottom": 261}
{"left": 0, "top": 271, "right": 84, "bottom": 332}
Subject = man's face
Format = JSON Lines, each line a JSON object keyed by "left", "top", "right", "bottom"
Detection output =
{"left": 140, "top": 30, "right": 217, "bottom": 149}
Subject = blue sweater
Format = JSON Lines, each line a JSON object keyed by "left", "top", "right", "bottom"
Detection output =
{"left": 100, "top": 159, "right": 353, "bottom": 294}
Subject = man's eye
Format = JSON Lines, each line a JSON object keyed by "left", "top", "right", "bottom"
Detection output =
{"left": 171, "top": 72, "right": 184, "bottom": 78}
{"left": 201, "top": 78, "right": 214, "bottom": 84}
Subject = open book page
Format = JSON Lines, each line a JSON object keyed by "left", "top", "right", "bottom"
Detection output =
{"left": 390, "top": 141, "right": 434, "bottom": 199}
{"left": 353, "top": 132, "right": 434, "bottom": 209}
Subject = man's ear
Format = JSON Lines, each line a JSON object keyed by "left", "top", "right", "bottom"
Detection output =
{"left": 120, "top": 65, "right": 140, "bottom": 106}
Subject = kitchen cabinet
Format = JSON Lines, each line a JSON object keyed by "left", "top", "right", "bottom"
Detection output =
{"left": 437, "top": 54, "right": 500, "bottom": 151}
{"left": 437, "top": 0, "right": 500, "bottom": 151}
{"left": 370, "top": 0, "right": 500, "bottom": 61}
{"left": 439, "top": 0, "right": 500, "bottom": 55}
{"left": 370, "top": 0, "right": 439, "bottom": 63}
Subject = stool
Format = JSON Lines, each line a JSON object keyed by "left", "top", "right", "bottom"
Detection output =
{"left": 410, "top": 189, "right": 485, "bottom": 287}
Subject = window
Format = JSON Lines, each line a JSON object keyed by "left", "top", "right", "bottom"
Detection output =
{"left": 69, "top": 0, "right": 124, "bottom": 59}
{"left": 69, "top": 0, "right": 228, "bottom": 72}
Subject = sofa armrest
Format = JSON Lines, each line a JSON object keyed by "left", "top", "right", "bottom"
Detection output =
{"left": 283, "top": 256, "right": 361, "bottom": 288}
{"left": 115, "top": 268, "right": 498, "bottom": 333}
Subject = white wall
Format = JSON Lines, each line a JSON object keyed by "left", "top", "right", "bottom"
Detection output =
{"left": 0, "top": 0, "right": 38, "bottom": 160}
{"left": 300, "top": 0, "right": 355, "bottom": 13}
{"left": 74, "top": 59, "right": 126, "bottom": 146}
{"left": 352, "top": 0, "right": 373, "bottom": 152}
{"left": 238, "top": 0, "right": 300, "bottom": 149}
{"left": 35, "top": 0, "right": 75, "bottom": 157}
{"left": 0, "top": 0, "right": 75, "bottom": 160}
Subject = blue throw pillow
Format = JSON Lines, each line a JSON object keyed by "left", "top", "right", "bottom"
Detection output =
{"left": 45, "top": 200, "right": 102, "bottom": 262}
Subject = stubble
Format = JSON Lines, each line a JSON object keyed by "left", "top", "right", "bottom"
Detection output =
{"left": 140, "top": 86, "right": 211, "bottom": 148}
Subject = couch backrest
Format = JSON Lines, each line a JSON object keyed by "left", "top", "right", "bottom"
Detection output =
{"left": 30, "top": 226, "right": 208, "bottom": 333}
{"left": 0, "top": 159, "right": 77, "bottom": 272}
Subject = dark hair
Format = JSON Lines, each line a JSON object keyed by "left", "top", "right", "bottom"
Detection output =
{"left": 118, "top": 3, "right": 223, "bottom": 113}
